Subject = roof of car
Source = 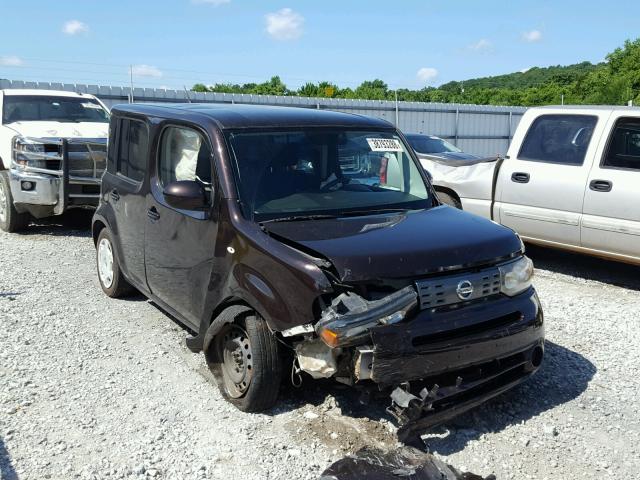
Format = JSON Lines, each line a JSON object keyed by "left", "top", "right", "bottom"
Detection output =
{"left": 533, "top": 105, "right": 640, "bottom": 113}
{"left": 111, "top": 103, "right": 394, "bottom": 130}
{"left": 1, "top": 89, "right": 96, "bottom": 98}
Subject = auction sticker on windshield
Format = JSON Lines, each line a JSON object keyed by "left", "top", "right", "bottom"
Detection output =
{"left": 367, "top": 138, "right": 403, "bottom": 152}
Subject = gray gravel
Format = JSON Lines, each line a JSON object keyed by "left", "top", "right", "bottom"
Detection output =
{"left": 1, "top": 214, "right": 639, "bottom": 479}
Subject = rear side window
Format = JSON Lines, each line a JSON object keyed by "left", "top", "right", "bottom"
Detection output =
{"left": 602, "top": 117, "right": 640, "bottom": 171}
{"left": 518, "top": 114, "right": 597, "bottom": 166}
{"left": 117, "top": 118, "right": 148, "bottom": 182}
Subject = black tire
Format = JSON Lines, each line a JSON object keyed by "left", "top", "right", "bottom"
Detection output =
{"left": 96, "top": 228, "right": 134, "bottom": 298}
{"left": 210, "top": 312, "right": 282, "bottom": 412}
{"left": 437, "top": 191, "right": 462, "bottom": 209}
{"left": 0, "top": 171, "right": 31, "bottom": 233}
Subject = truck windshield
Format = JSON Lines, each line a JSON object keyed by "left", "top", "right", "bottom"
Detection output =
{"left": 227, "top": 129, "right": 432, "bottom": 222}
{"left": 406, "top": 135, "right": 462, "bottom": 154}
{"left": 2, "top": 95, "right": 109, "bottom": 124}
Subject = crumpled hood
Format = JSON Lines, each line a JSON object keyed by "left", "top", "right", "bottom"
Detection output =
{"left": 4, "top": 121, "right": 108, "bottom": 139}
{"left": 264, "top": 206, "right": 522, "bottom": 282}
{"left": 417, "top": 151, "right": 482, "bottom": 162}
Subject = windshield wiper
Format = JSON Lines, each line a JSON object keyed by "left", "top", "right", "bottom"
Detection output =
{"left": 259, "top": 214, "right": 339, "bottom": 224}
{"left": 337, "top": 208, "right": 414, "bottom": 217}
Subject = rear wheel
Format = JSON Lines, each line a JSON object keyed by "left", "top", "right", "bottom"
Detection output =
{"left": 0, "top": 171, "right": 31, "bottom": 233}
{"left": 437, "top": 191, "right": 462, "bottom": 209}
{"left": 210, "top": 312, "right": 282, "bottom": 412}
{"left": 96, "top": 228, "right": 134, "bottom": 298}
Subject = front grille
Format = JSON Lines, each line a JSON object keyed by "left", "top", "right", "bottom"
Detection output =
{"left": 415, "top": 266, "right": 501, "bottom": 309}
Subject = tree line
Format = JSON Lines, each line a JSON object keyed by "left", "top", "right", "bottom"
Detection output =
{"left": 193, "top": 38, "right": 640, "bottom": 107}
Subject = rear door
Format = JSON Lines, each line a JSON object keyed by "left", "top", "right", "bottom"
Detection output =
{"left": 581, "top": 114, "right": 640, "bottom": 260}
{"left": 144, "top": 124, "right": 219, "bottom": 329}
{"left": 103, "top": 116, "right": 149, "bottom": 287}
{"left": 495, "top": 111, "right": 605, "bottom": 246}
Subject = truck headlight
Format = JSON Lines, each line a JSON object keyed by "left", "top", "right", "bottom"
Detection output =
{"left": 12, "top": 136, "right": 47, "bottom": 168}
{"left": 499, "top": 256, "right": 534, "bottom": 296}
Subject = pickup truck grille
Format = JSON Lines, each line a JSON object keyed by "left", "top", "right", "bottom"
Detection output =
{"left": 415, "top": 267, "right": 501, "bottom": 309}
{"left": 40, "top": 140, "right": 106, "bottom": 178}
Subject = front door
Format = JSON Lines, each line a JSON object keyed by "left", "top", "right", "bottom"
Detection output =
{"left": 144, "top": 124, "right": 219, "bottom": 329}
{"left": 496, "top": 113, "right": 603, "bottom": 246}
{"left": 582, "top": 114, "right": 640, "bottom": 260}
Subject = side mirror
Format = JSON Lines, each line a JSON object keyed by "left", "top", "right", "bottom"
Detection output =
{"left": 163, "top": 180, "right": 207, "bottom": 210}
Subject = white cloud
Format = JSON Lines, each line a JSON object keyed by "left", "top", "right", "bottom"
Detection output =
{"left": 63, "top": 20, "right": 89, "bottom": 35}
{"left": 131, "top": 64, "right": 163, "bottom": 78}
{"left": 0, "top": 55, "right": 24, "bottom": 66}
{"left": 417, "top": 67, "right": 439, "bottom": 84}
{"left": 522, "top": 29, "right": 542, "bottom": 43}
{"left": 265, "top": 8, "right": 304, "bottom": 41}
{"left": 192, "top": 0, "right": 230, "bottom": 5}
{"left": 520, "top": 67, "right": 532, "bottom": 73}
{"left": 468, "top": 38, "right": 492, "bottom": 52}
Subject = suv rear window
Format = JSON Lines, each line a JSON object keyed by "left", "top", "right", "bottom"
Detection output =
{"left": 518, "top": 114, "right": 597, "bottom": 166}
{"left": 602, "top": 117, "right": 640, "bottom": 170}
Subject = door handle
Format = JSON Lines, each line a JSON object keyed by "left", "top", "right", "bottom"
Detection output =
{"left": 589, "top": 180, "right": 613, "bottom": 192}
{"left": 147, "top": 206, "right": 160, "bottom": 221}
{"left": 511, "top": 172, "right": 530, "bottom": 184}
{"left": 110, "top": 189, "right": 120, "bottom": 202}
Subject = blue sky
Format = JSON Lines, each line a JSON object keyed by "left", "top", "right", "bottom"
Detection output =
{"left": 0, "top": 0, "right": 637, "bottom": 90}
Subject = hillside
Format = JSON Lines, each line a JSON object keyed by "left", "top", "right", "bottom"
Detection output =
{"left": 194, "top": 38, "right": 640, "bottom": 107}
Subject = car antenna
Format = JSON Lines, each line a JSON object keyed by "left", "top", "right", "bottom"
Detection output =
{"left": 183, "top": 86, "right": 192, "bottom": 103}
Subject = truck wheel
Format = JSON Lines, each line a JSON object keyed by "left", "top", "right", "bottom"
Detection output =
{"left": 96, "top": 228, "right": 133, "bottom": 298}
{"left": 0, "top": 171, "right": 31, "bottom": 232}
{"left": 211, "top": 312, "right": 282, "bottom": 412}
{"left": 437, "top": 191, "right": 462, "bottom": 209}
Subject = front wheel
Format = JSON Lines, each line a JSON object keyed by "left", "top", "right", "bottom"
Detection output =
{"left": 209, "top": 312, "right": 282, "bottom": 412}
{"left": 437, "top": 191, "right": 462, "bottom": 209}
{"left": 0, "top": 171, "right": 31, "bottom": 233}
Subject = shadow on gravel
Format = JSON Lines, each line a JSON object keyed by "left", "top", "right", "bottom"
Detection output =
{"left": 15, "top": 210, "right": 93, "bottom": 238}
{"left": 273, "top": 341, "right": 595, "bottom": 454}
{"left": 526, "top": 244, "right": 640, "bottom": 291}
{"left": 0, "top": 437, "right": 19, "bottom": 480}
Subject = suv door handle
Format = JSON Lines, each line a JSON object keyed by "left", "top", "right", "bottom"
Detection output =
{"left": 147, "top": 207, "right": 160, "bottom": 221}
{"left": 589, "top": 180, "right": 613, "bottom": 192}
{"left": 511, "top": 172, "right": 530, "bottom": 183}
{"left": 110, "top": 189, "right": 120, "bottom": 202}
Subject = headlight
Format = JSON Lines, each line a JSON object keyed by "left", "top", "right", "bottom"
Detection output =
{"left": 12, "top": 136, "right": 47, "bottom": 168}
{"left": 499, "top": 256, "right": 534, "bottom": 296}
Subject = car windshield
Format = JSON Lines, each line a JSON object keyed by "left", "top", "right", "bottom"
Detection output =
{"left": 227, "top": 129, "right": 432, "bottom": 222}
{"left": 2, "top": 95, "right": 110, "bottom": 124}
{"left": 406, "top": 135, "right": 462, "bottom": 154}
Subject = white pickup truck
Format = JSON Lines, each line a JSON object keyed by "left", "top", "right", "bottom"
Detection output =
{"left": 0, "top": 89, "right": 110, "bottom": 232}
{"left": 423, "top": 106, "right": 640, "bottom": 265}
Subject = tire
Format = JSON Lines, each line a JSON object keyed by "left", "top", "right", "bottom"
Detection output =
{"left": 209, "top": 312, "right": 282, "bottom": 412}
{"left": 437, "top": 191, "right": 462, "bottom": 209}
{"left": 0, "top": 171, "right": 31, "bottom": 233}
{"left": 96, "top": 228, "right": 134, "bottom": 298}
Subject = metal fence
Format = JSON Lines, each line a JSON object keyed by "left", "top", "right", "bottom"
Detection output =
{"left": 0, "top": 79, "right": 527, "bottom": 156}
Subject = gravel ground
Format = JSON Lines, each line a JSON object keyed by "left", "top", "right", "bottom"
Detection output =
{"left": 1, "top": 213, "right": 639, "bottom": 480}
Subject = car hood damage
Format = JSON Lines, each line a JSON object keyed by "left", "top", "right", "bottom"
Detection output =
{"left": 263, "top": 207, "right": 522, "bottom": 282}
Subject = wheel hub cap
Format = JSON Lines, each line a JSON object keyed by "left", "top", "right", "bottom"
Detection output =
{"left": 97, "top": 238, "right": 114, "bottom": 288}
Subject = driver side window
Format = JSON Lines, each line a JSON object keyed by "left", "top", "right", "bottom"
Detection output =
{"left": 158, "top": 126, "right": 213, "bottom": 200}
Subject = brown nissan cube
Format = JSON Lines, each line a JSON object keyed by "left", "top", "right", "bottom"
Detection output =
{"left": 92, "top": 103, "right": 544, "bottom": 441}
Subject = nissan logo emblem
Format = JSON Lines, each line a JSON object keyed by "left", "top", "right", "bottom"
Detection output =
{"left": 456, "top": 280, "right": 474, "bottom": 300}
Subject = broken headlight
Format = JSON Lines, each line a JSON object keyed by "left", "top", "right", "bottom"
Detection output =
{"left": 499, "top": 256, "right": 534, "bottom": 297}
{"left": 316, "top": 286, "right": 418, "bottom": 348}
